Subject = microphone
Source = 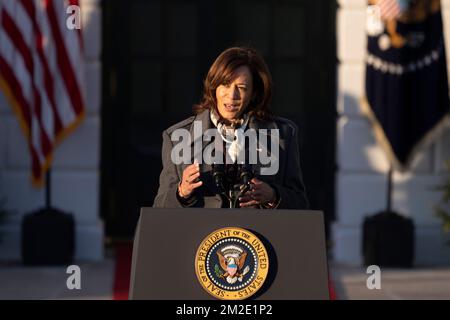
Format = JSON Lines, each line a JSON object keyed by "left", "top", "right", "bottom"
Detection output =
{"left": 239, "top": 164, "right": 254, "bottom": 186}
{"left": 237, "top": 164, "right": 254, "bottom": 198}
{"left": 212, "top": 163, "right": 255, "bottom": 208}
{"left": 212, "top": 163, "right": 226, "bottom": 192}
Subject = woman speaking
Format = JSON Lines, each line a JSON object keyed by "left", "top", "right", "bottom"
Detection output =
{"left": 153, "top": 47, "right": 309, "bottom": 209}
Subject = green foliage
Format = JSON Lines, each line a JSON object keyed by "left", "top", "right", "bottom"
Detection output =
{"left": 434, "top": 160, "right": 450, "bottom": 235}
{"left": 214, "top": 264, "right": 224, "bottom": 278}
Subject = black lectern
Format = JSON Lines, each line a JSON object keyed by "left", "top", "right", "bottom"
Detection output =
{"left": 129, "top": 208, "right": 329, "bottom": 300}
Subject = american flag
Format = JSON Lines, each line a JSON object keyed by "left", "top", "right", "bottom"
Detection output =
{"left": 0, "top": 0, "right": 85, "bottom": 186}
{"left": 378, "top": 0, "right": 402, "bottom": 20}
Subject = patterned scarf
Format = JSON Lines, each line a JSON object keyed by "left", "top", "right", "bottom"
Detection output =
{"left": 210, "top": 109, "right": 250, "bottom": 163}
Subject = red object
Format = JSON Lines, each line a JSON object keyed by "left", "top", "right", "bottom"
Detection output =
{"left": 378, "top": 0, "right": 402, "bottom": 20}
{"left": 328, "top": 276, "right": 337, "bottom": 300}
{"left": 113, "top": 243, "right": 133, "bottom": 300}
{"left": 0, "top": 0, "right": 85, "bottom": 186}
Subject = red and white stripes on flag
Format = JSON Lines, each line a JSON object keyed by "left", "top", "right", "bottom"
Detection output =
{"left": 0, "top": 0, "right": 85, "bottom": 186}
{"left": 378, "top": 0, "right": 402, "bottom": 20}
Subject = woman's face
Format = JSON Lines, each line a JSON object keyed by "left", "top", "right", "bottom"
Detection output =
{"left": 215, "top": 65, "right": 253, "bottom": 122}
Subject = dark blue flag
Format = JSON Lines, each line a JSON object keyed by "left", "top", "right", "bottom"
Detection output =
{"left": 363, "top": 0, "right": 450, "bottom": 170}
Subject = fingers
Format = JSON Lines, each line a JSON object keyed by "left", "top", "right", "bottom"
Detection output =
{"left": 183, "top": 164, "right": 201, "bottom": 183}
{"left": 181, "top": 179, "right": 202, "bottom": 198}
{"left": 250, "top": 191, "right": 263, "bottom": 199}
{"left": 251, "top": 177, "right": 262, "bottom": 185}
{"left": 240, "top": 192, "right": 262, "bottom": 203}
{"left": 249, "top": 184, "right": 263, "bottom": 192}
{"left": 190, "top": 180, "right": 203, "bottom": 189}
{"left": 238, "top": 195, "right": 253, "bottom": 203}
{"left": 179, "top": 163, "right": 202, "bottom": 198}
{"left": 240, "top": 180, "right": 275, "bottom": 205}
{"left": 239, "top": 200, "right": 260, "bottom": 207}
{"left": 184, "top": 163, "right": 200, "bottom": 178}
{"left": 185, "top": 171, "right": 200, "bottom": 183}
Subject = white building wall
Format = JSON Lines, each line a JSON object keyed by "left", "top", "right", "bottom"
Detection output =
{"left": 334, "top": 0, "right": 450, "bottom": 266}
{"left": 0, "top": 0, "right": 103, "bottom": 261}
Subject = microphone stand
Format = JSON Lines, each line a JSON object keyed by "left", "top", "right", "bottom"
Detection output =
{"left": 213, "top": 163, "right": 254, "bottom": 209}
{"left": 212, "top": 164, "right": 234, "bottom": 208}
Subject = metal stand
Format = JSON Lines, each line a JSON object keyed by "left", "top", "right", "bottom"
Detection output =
{"left": 362, "top": 164, "right": 415, "bottom": 267}
{"left": 46, "top": 169, "right": 51, "bottom": 210}
{"left": 386, "top": 165, "right": 393, "bottom": 212}
{"left": 21, "top": 167, "right": 75, "bottom": 265}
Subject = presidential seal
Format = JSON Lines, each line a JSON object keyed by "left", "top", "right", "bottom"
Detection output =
{"left": 194, "top": 227, "right": 269, "bottom": 300}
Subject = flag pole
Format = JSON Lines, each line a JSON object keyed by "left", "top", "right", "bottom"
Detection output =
{"left": 386, "top": 165, "right": 393, "bottom": 212}
{"left": 46, "top": 169, "right": 51, "bottom": 210}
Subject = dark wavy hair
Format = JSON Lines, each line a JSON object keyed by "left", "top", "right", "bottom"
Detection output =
{"left": 193, "top": 47, "right": 273, "bottom": 121}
